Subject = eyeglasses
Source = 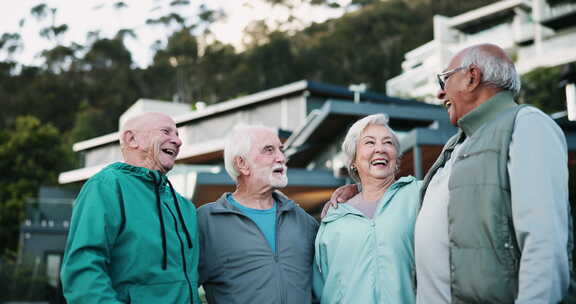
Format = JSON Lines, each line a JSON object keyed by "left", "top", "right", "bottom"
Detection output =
{"left": 437, "top": 66, "right": 466, "bottom": 90}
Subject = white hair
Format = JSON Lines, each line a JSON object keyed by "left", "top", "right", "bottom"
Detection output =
{"left": 341, "top": 114, "right": 400, "bottom": 183}
{"left": 224, "top": 123, "right": 276, "bottom": 182}
{"left": 459, "top": 47, "right": 521, "bottom": 96}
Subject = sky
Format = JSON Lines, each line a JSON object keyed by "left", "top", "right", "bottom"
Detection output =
{"left": 0, "top": 0, "right": 350, "bottom": 68}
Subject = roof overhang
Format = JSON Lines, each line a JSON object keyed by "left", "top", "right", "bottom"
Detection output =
{"left": 448, "top": 0, "right": 531, "bottom": 33}
{"left": 540, "top": 5, "right": 576, "bottom": 30}
{"left": 399, "top": 127, "right": 457, "bottom": 154}
{"left": 177, "top": 139, "right": 225, "bottom": 163}
{"left": 73, "top": 133, "right": 118, "bottom": 152}
{"left": 58, "top": 163, "right": 111, "bottom": 184}
{"left": 284, "top": 99, "right": 449, "bottom": 166}
{"left": 168, "top": 166, "right": 345, "bottom": 211}
{"left": 69, "top": 80, "right": 430, "bottom": 153}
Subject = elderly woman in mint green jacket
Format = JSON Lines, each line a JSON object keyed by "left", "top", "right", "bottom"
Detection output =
{"left": 313, "top": 114, "right": 421, "bottom": 304}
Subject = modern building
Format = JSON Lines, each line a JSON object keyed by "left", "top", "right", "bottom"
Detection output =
{"left": 386, "top": 0, "right": 576, "bottom": 103}
{"left": 18, "top": 186, "right": 77, "bottom": 304}
{"left": 21, "top": 75, "right": 576, "bottom": 302}
{"left": 22, "top": 80, "right": 455, "bottom": 303}
{"left": 58, "top": 80, "right": 455, "bottom": 211}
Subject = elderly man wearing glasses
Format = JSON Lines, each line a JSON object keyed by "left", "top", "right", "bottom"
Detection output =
{"left": 327, "top": 43, "right": 575, "bottom": 303}
{"left": 415, "top": 43, "right": 575, "bottom": 303}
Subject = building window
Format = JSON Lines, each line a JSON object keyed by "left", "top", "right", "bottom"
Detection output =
{"left": 45, "top": 252, "right": 63, "bottom": 288}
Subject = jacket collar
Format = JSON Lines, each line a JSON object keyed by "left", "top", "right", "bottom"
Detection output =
{"left": 109, "top": 162, "right": 168, "bottom": 185}
{"left": 457, "top": 91, "right": 517, "bottom": 138}
{"left": 108, "top": 162, "right": 192, "bottom": 270}
{"left": 322, "top": 175, "right": 417, "bottom": 223}
{"left": 210, "top": 191, "right": 297, "bottom": 214}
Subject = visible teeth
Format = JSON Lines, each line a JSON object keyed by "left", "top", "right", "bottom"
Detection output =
{"left": 371, "top": 160, "right": 388, "bottom": 166}
{"left": 162, "top": 149, "right": 175, "bottom": 156}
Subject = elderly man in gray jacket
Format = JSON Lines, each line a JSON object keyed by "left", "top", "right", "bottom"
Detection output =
{"left": 197, "top": 124, "right": 319, "bottom": 304}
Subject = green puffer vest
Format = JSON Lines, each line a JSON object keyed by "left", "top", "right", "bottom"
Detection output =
{"left": 421, "top": 92, "right": 523, "bottom": 303}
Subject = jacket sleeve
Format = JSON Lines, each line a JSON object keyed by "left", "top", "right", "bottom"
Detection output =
{"left": 187, "top": 200, "right": 202, "bottom": 304}
{"left": 197, "top": 206, "right": 211, "bottom": 285}
{"left": 312, "top": 223, "right": 327, "bottom": 301}
{"left": 509, "top": 108, "right": 571, "bottom": 303}
{"left": 60, "top": 177, "right": 125, "bottom": 304}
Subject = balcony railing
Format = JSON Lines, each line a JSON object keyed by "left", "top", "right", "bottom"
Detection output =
{"left": 22, "top": 199, "right": 74, "bottom": 231}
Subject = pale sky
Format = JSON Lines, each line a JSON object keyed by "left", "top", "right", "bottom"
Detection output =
{"left": 0, "top": 0, "right": 350, "bottom": 68}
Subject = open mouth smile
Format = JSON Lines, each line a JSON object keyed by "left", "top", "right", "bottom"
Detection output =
{"left": 371, "top": 159, "right": 389, "bottom": 167}
{"left": 161, "top": 148, "right": 177, "bottom": 157}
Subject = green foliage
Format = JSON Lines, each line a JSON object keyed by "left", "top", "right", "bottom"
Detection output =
{"left": 0, "top": 0, "right": 499, "bottom": 137}
{"left": 30, "top": 4, "right": 49, "bottom": 21}
{"left": 154, "top": 28, "right": 198, "bottom": 65}
{"left": 83, "top": 38, "right": 132, "bottom": 69}
{"left": 0, "top": 254, "right": 50, "bottom": 301}
{"left": 0, "top": 33, "right": 22, "bottom": 56}
{"left": 70, "top": 104, "right": 112, "bottom": 143}
{"left": 0, "top": 0, "right": 521, "bottom": 257}
{"left": 0, "top": 116, "right": 73, "bottom": 254}
{"left": 521, "top": 66, "right": 565, "bottom": 114}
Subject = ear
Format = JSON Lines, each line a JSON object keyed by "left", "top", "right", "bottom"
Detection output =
{"left": 467, "top": 65, "right": 483, "bottom": 91}
{"left": 235, "top": 156, "right": 250, "bottom": 176}
{"left": 122, "top": 130, "right": 139, "bottom": 148}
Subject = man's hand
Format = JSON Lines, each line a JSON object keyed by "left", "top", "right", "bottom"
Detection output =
{"left": 320, "top": 184, "right": 359, "bottom": 218}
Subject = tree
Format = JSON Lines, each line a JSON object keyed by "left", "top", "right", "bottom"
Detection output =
{"left": 0, "top": 33, "right": 23, "bottom": 61}
{"left": 521, "top": 66, "right": 566, "bottom": 114}
{"left": 31, "top": 4, "right": 68, "bottom": 46}
{"left": 0, "top": 116, "right": 73, "bottom": 255}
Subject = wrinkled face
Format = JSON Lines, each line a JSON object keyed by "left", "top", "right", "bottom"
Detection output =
{"left": 134, "top": 116, "right": 182, "bottom": 174}
{"left": 354, "top": 124, "right": 398, "bottom": 183}
{"left": 246, "top": 129, "right": 288, "bottom": 189}
{"left": 437, "top": 55, "right": 472, "bottom": 126}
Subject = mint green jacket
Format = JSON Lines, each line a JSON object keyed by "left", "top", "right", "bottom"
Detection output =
{"left": 313, "top": 176, "right": 421, "bottom": 304}
{"left": 61, "top": 163, "right": 201, "bottom": 304}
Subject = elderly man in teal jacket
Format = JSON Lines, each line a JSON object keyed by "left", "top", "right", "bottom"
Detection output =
{"left": 61, "top": 112, "right": 201, "bottom": 303}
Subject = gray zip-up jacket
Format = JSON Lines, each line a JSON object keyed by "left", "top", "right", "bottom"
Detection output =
{"left": 198, "top": 192, "right": 319, "bottom": 304}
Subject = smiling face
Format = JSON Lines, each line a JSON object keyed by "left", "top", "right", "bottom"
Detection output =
{"left": 437, "top": 47, "right": 498, "bottom": 126}
{"left": 244, "top": 128, "right": 288, "bottom": 190}
{"left": 437, "top": 54, "right": 474, "bottom": 126}
{"left": 353, "top": 124, "right": 398, "bottom": 183}
{"left": 123, "top": 113, "right": 182, "bottom": 174}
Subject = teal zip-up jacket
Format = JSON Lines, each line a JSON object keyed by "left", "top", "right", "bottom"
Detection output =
{"left": 313, "top": 176, "right": 421, "bottom": 304}
{"left": 61, "top": 162, "right": 201, "bottom": 304}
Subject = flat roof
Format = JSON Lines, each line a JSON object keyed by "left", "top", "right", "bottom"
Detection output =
{"left": 70, "top": 80, "right": 433, "bottom": 152}
{"left": 448, "top": 0, "right": 531, "bottom": 33}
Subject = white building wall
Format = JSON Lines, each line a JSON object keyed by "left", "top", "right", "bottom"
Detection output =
{"left": 386, "top": 0, "right": 576, "bottom": 104}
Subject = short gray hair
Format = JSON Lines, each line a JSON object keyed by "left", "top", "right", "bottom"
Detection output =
{"left": 224, "top": 123, "right": 276, "bottom": 182}
{"left": 459, "top": 47, "right": 521, "bottom": 96}
{"left": 341, "top": 114, "right": 400, "bottom": 183}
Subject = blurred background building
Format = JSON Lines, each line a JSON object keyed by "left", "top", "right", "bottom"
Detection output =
{"left": 387, "top": 0, "right": 576, "bottom": 106}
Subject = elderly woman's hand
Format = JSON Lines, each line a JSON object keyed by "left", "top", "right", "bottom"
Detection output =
{"left": 320, "top": 184, "right": 359, "bottom": 218}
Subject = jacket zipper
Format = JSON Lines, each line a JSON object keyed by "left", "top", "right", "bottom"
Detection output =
{"left": 165, "top": 203, "right": 195, "bottom": 304}
{"left": 275, "top": 208, "right": 286, "bottom": 304}
{"left": 222, "top": 203, "right": 289, "bottom": 304}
